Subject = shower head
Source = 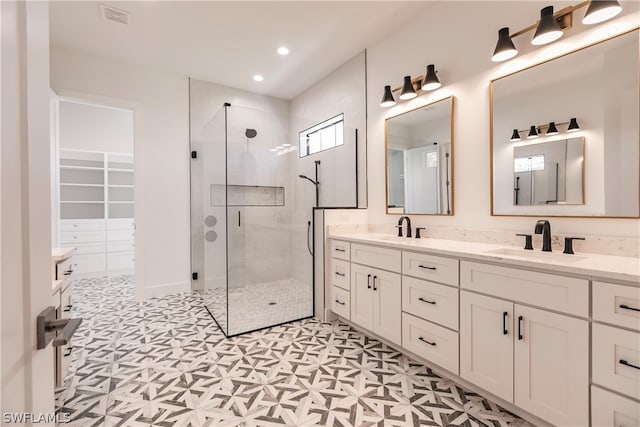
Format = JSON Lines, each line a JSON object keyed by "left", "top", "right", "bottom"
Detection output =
{"left": 298, "top": 174, "right": 319, "bottom": 186}
{"left": 245, "top": 128, "right": 257, "bottom": 139}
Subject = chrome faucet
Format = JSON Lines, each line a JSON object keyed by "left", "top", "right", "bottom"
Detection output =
{"left": 397, "top": 216, "right": 412, "bottom": 238}
{"left": 534, "top": 220, "right": 552, "bottom": 252}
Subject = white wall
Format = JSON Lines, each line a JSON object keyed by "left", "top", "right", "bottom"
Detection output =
{"left": 50, "top": 47, "right": 191, "bottom": 298}
{"left": 366, "top": 1, "right": 640, "bottom": 239}
{"left": 59, "top": 100, "right": 134, "bottom": 153}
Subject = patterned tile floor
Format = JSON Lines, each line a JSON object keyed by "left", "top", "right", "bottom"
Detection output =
{"left": 200, "top": 278, "right": 313, "bottom": 336}
{"left": 55, "top": 275, "right": 533, "bottom": 427}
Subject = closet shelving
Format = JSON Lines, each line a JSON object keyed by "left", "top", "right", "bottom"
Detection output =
{"left": 58, "top": 149, "right": 135, "bottom": 276}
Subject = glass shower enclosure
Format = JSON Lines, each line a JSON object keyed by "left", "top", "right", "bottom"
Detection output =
{"left": 191, "top": 104, "right": 314, "bottom": 336}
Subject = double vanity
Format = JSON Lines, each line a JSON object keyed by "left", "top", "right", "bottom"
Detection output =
{"left": 326, "top": 230, "right": 639, "bottom": 426}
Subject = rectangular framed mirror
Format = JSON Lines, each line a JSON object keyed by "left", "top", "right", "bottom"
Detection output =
{"left": 385, "top": 96, "right": 454, "bottom": 215}
{"left": 491, "top": 29, "right": 639, "bottom": 217}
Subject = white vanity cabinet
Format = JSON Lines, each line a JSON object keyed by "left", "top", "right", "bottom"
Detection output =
{"left": 327, "top": 235, "right": 639, "bottom": 427}
{"left": 460, "top": 261, "right": 589, "bottom": 426}
{"left": 350, "top": 263, "right": 402, "bottom": 344}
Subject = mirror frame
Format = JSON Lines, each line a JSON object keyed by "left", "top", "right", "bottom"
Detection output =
{"left": 489, "top": 28, "right": 640, "bottom": 218}
{"left": 385, "top": 96, "right": 455, "bottom": 216}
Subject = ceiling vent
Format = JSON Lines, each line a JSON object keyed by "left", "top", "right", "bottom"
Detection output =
{"left": 100, "top": 4, "right": 131, "bottom": 25}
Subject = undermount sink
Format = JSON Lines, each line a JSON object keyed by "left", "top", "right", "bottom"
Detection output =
{"left": 487, "top": 248, "right": 587, "bottom": 263}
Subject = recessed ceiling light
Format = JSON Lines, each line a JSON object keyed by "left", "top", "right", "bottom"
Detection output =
{"left": 253, "top": 75, "right": 264, "bottom": 82}
{"left": 277, "top": 46, "right": 290, "bottom": 56}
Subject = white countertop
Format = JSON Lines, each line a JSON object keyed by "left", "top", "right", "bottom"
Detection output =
{"left": 328, "top": 232, "right": 640, "bottom": 284}
{"left": 52, "top": 247, "right": 75, "bottom": 263}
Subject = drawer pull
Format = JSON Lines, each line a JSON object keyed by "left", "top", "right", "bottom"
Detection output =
{"left": 518, "top": 316, "right": 524, "bottom": 340}
{"left": 335, "top": 248, "right": 346, "bottom": 252}
{"left": 418, "top": 297, "right": 436, "bottom": 305}
{"left": 373, "top": 276, "right": 378, "bottom": 291}
{"left": 503, "top": 311, "right": 508, "bottom": 335}
{"left": 418, "top": 264, "right": 437, "bottom": 270}
{"left": 367, "top": 274, "right": 372, "bottom": 289}
{"left": 63, "top": 347, "right": 73, "bottom": 357}
{"left": 335, "top": 299, "right": 345, "bottom": 306}
{"left": 619, "top": 359, "right": 640, "bottom": 370}
{"left": 620, "top": 304, "right": 640, "bottom": 313}
{"left": 335, "top": 272, "right": 345, "bottom": 277}
{"left": 418, "top": 336, "right": 436, "bottom": 346}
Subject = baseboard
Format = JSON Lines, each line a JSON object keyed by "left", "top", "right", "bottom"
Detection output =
{"left": 137, "top": 281, "right": 190, "bottom": 299}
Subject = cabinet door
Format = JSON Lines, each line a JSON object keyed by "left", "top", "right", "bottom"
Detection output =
{"left": 371, "top": 268, "right": 401, "bottom": 345}
{"left": 514, "top": 304, "right": 588, "bottom": 427}
{"left": 350, "top": 263, "right": 374, "bottom": 331}
{"left": 460, "top": 291, "right": 514, "bottom": 402}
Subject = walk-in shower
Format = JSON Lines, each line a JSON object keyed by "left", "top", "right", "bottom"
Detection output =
{"left": 191, "top": 104, "right": 314, "bottom": 336}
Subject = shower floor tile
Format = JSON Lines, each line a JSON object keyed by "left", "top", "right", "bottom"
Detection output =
{"left": 199, "top": 278, "right": 313, "bottom": 335}
{"left": 56, "top": 275, "right": 534, "bottom": 427}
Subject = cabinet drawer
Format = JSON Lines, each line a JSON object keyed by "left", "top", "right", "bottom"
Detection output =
{"left": 107, "top": 251, "right": 134, "bottom": 272}
{"left": 402, "top": 312, "right": 459, "bottom": 374}
{"left": 351, "top": 243, "right": 401, "bottom": 273}
{"left": 402, "top": 276, "right": 458, "bottom": 330}
{"left": 71, "top": 254, "right": 105, "bottom": 275}
{"left": 330, "top": 240, "right": 350, "bottom": 261}
{"left": 55, "top": 258, "right": 74, "bottom": 281}
{"left": 107, "top": 240, "right": 135, "bottom": 253}
{"left": 60, "top": 283, "right": 73, "bottom": 319}
{"left": 593, "top": 323, "right": 640, "bottom": 400}
{"left": 107, "top": 230, "right": 135, "bottom": 242}
{"left": 331, "top": 258, "right": 350, "bottom": 290}
{"left": 592, "top": 385, "right": 640, "bottom": 427}
{"left": 60, "top": 230, "right": 105, "bottom": 244}
{"left": 61, "top": 242, "right": 104, "bottom": 255}
{"left": 460, "top": 261, "right": 589, "bottom": 317}
{"left": 60, "top": 219, "right": 105, "bottom": 232}
{"left": 593, "top": 281, "right": 640, "bottom": 331}
{"left": 331, "top": 286, "right": 350, "bottom": 319}
{"left": 107, "top": 219, "right": 135, "bottom": 231}
{"left": 403, "top": 251, "right": 459, "bottom": 286}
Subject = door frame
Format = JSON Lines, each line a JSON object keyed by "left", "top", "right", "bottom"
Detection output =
{"left": 52, "top": 89, "right": 144, "bottom": 297}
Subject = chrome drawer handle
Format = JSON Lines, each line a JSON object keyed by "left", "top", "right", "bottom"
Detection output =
{"left": 418, "top": 336, "right": 436, "bottom": 346}
{"left": 620, "top": 304, "right": 640, "bottom": 312}
{"left": 335, "top": 272, "right": 345, "bottom": 277}
{"left": 335, "top": 299, "right": 345, "bottom": 306}
{"left": 418, "top": 297, "right": 436, "bottom": 305}
{"left": 619, "top": 359, "right": 640, "bottom": 370}
{"left": 418, "top": 265, "right": 437, "bottom": 270}
{"left": 335, "top": 248, "right": 346, "bottom": 252}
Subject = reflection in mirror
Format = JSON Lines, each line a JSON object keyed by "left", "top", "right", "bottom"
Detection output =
{"left": 492, "top": 29, "right": 639, "bottom": 217}
{"left": 386, "top": 97, "right": 453, "bottom": 215}
{"left": 513, "top": 138, "right": 584, "bottom": 206}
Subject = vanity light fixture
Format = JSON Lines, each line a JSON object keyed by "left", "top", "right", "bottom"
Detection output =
{"left": 380, "top": 85, "right": 396, "bottom": 107}
{"left": 567, "top": 117, "right": 581, "bottom": 132}
{"left": 421, "top": 65, "right": 441, "bottom": 91}
{"left": 399, "top": 76, "right": 418, "bottom": 100}
{"left": 491, "top": 1, "right": 623, "bottom": 62}
{"left": 546, "top": 121, "right": 559, "bottom": 135}
{"left": 510, "top": 118, "right": 581, "bottom": 141}
{"left": 492, "top": 27, "right": 518, "bottom": 62}
{"left": 582, "top": 0, "right": 622, "bottom": 24}
{"left": 532, "top": 6, "right": 564, "bottom": 45}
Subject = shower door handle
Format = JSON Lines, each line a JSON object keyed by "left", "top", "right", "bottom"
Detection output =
{"left": 238, "top": 211, "right": 241, "bottom": 227}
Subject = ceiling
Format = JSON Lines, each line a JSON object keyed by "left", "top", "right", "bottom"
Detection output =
{"left": 50, "top": 1, "right": 429, "bottom": 100}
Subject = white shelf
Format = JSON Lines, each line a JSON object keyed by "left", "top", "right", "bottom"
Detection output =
{"left": 60, "top": 183, "right": 103, "bottom": 187}
{"left": 60, "top": 165, "right": 104, "bottom": 171}
{"left": 109, "top": 168, "right": 134, "bottom": 173}
{"left": 108, "top": 201, "right": 134, "bottom": 204}
{"left": 60, "top": 201, "right": 105, "bottom": 204}
{"left": 108, "top": 184, "right": 134, "bottom": 188}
